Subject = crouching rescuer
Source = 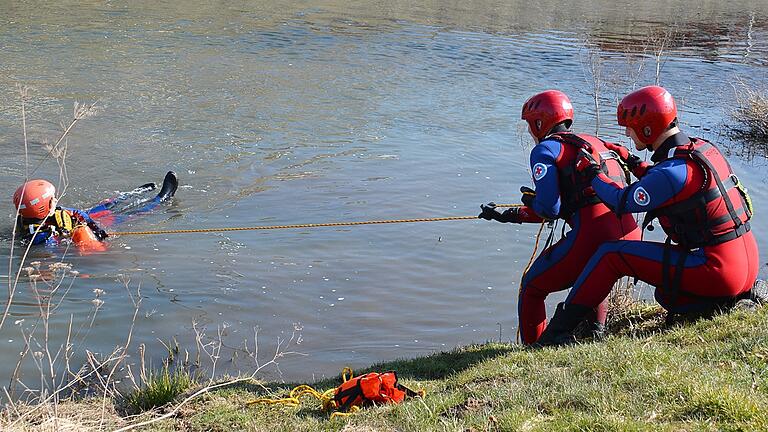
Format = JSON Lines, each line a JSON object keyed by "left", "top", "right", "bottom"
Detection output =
{"left": 479, "top": 90, "right": 640, "bottom": 346}
{"left": 543, "top": 85, "right": 761, "bottom": 346}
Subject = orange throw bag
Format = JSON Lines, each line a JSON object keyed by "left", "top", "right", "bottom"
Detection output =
{"left": 333, "top": 370, "right": 420, "bottom": 412}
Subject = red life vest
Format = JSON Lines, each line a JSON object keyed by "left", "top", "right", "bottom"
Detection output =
{"left": 548, "top": 133, "right": 630, "bottom": 219}
{"left": 644, "top": 138, "right": 751, "bottom": 249}
{"left": 333, "top": 371, "right": 419, "bottom": 412}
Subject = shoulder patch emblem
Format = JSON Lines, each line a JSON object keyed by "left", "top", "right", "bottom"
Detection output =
{"left": 532, "top": 163, "right": 548, "bottom": 181}
{"left": 633, "top": 187, "right": 651, "bottom": 206}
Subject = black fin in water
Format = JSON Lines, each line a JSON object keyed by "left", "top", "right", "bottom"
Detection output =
{"left": 136, "top": 182, "right": 157, "bottom": 193}
{"left": 157, "top": 171, "right": 178, "bottom": 202}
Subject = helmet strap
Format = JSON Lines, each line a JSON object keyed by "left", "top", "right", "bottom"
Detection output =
{"left": 48, "top": 197, "right": 58, "bottom": 216}
{"left": 549, "top": 122, "right": 570, "bottom": 135}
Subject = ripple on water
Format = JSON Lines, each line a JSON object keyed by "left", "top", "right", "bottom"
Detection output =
{"left": 0, "top": 0, "right": 767, "bottom": 383}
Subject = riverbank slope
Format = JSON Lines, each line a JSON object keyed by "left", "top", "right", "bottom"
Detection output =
{"left": 5, "top": 303, "right": 768, "bottom": 431}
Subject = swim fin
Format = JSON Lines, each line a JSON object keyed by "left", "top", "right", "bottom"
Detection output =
{"left": 157, "top": 171, "right": 178, "bottom": 202}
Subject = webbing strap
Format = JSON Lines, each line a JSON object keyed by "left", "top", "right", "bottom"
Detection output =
{"left": 335, "top": 381, "right": 365, "bottom": 413}
{"left": 661, "top": 237, "right": 689, "bottom": 307}
{"left": 686, "top": 147, "right": 743, "bottom": 230}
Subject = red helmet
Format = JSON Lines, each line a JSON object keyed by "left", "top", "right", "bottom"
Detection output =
{"left": 13, "top": 179, "right": 56, "bottom": 219}
{"left": 617, "top": 85, "right": 677, "bottom": 145}
{"left": 521, "top": 90, "right": 574, "bottom": 140}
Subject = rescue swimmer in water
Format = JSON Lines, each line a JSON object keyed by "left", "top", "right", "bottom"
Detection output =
{"left": 535, "top": 85, "right": 763, "bottom": 346}
{"left": 478, "top": 90, "right": 641, "bottom": 346}
{"left": 13, "top": 171, "right": 178, "bottom": 251}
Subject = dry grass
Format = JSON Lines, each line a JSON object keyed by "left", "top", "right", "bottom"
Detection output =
{"left": 730, "top": 80, "right": 768, "bottom": 152}
{"left": 1, "top": 398, "right": 125, "bottom": 431}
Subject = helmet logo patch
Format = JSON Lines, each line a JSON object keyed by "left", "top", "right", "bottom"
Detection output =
{"left": 533, "top": 163, "right": 547, "bottom": 181}
{"left": 633, "top": 187, "right": 651, "bottom": 206}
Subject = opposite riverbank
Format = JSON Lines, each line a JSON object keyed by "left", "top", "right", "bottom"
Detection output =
{"left": 4, "top": 302, "right": 767, "bottom": 431}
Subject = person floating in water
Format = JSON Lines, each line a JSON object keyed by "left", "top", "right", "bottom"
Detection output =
{"left": 13, "top": 171, "right": 178, "bottom": 249}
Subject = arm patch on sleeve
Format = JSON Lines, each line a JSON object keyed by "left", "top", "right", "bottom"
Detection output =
{"left": 633, "top": 187, "right": 651, "bottom": 206}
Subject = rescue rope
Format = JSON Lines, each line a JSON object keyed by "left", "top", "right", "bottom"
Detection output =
{"left": 246, "top": 367, "right": 424, "bottom": 419}
{"left": 108, "top": 204, "right": 524, "bottom": 237}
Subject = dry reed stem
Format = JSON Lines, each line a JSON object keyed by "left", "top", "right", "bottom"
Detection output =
{"left": 730, "top": 78, "right": 768, "bottom": 145}
{"left": 2, "top": 92, "right": 95, "bottom": 332}
{"left": 111, "top": 327, "right": 302, "bottom": 432}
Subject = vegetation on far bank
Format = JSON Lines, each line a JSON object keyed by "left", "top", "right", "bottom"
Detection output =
{"left": 3, "top": 302, "right": 768, "bottom": 431}
{"left": 730, "top": 79, "right": 768, "bottom": 157}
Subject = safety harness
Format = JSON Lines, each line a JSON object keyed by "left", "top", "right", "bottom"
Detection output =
{"left": 642, "top": 139, "right": 752, "bottom": 248}
{"left": 549, "top": 133, "right": 629, "bottom": 220}
{"left": 19, "top": 208, "right": 78, "bottom": 242}
{"left": 642, "top": 139, "right": 753, "bottom": 305}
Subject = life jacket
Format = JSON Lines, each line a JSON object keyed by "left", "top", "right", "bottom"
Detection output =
{"left": 643, "top": 138, "right": 752, "bottom": 249}
{"left": 18, "top": 208, "right": 77, "bottom": 242}
{"left": 548, "top": 133, "right": 629, "bottom": 219}
{"left": 50, "top": 209, "right": 77, "bottom": 234}
{"left": 333, "top": 370, "right": 420, "bottom": 412}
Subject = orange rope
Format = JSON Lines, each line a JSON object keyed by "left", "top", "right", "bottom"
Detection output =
{"left": 109, "top": 205, "right": 524, "bottom": 237}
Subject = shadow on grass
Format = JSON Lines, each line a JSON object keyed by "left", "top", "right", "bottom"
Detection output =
{"left": 222, "top": 343, "right": 518, "bottom": 400}
{"left": 364, "top": 343, "right": 518, "bottom": 380}
{"left": 266, "top": 343, "right": 518, "bottom": 420}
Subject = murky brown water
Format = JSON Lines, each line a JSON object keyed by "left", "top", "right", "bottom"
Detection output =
{"left": 1, "top": 1, "right": 767, "bottom": 390}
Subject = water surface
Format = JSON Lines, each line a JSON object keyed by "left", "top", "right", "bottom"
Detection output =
{"left": 1, "top": 0, "right": 767, "bottom": 387}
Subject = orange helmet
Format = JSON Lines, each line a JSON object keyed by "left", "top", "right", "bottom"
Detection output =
{"left": 13, "top": 179, "right": 56, "bottom": 219}
{"left": 521, "top": 90, "right": 574, "bottom": 140}
{"left": 617, "top": 85, "right": 677, "bottom": 146}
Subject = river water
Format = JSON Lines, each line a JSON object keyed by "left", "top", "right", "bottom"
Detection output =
{"left": 1, "top": 1, "right": 767, "bottom": 388}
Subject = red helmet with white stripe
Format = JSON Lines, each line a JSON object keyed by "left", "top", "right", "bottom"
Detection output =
{"left": 13, "top": 180, "right": 56, "bottom": 219}
{"left": 617, "top": 85, "right": 677, "bottom": 145}
{"left": 521, "top": 90, "right": 574, "bottom": 140}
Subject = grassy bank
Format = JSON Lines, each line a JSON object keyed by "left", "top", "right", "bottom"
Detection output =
{"left": 5, "top": 304, "right": 768, "bottom": 431}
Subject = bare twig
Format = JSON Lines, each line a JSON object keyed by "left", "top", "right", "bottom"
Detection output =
{"left": 579, "top": 37, "right": 606, "bottom": 135}
{"left": 112, "top": 327, "right": 302, "bottom": 432}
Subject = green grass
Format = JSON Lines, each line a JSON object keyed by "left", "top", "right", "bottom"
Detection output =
{"left": 134, "top": 304, "right": 768, "bottom": 431}
{"left": 123, "top": 365, "right": 197, "bottom": 414}
{"left": 5, "top": 304, "right": 768, "bottom": 431}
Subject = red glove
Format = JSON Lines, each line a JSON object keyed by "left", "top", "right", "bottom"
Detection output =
{"left": 603, "top": 142, "right": 630, "bottom": 160}
{"left": 603, "top": 142, "right": 650, "bottom": 178}
{"left": 575, "top": 147, "right": 602, "bottom": 178}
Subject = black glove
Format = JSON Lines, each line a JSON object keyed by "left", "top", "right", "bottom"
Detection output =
{"left": 575, "top": 147, "right": 602, "bottom": 179}
{"left": 520, "top": 186, "right": 536, "bottom": 208}
{"left": 479, "top": 202, "right": 500, "bottom": 220}
{"left": 625, "top": 153, "right": 651, "bottom": 178}
{"left": 478, "top": 203, "right": 524, "bottom": 224}
{"left": 88, "top": 221, "right": 109, "bottom": 240}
